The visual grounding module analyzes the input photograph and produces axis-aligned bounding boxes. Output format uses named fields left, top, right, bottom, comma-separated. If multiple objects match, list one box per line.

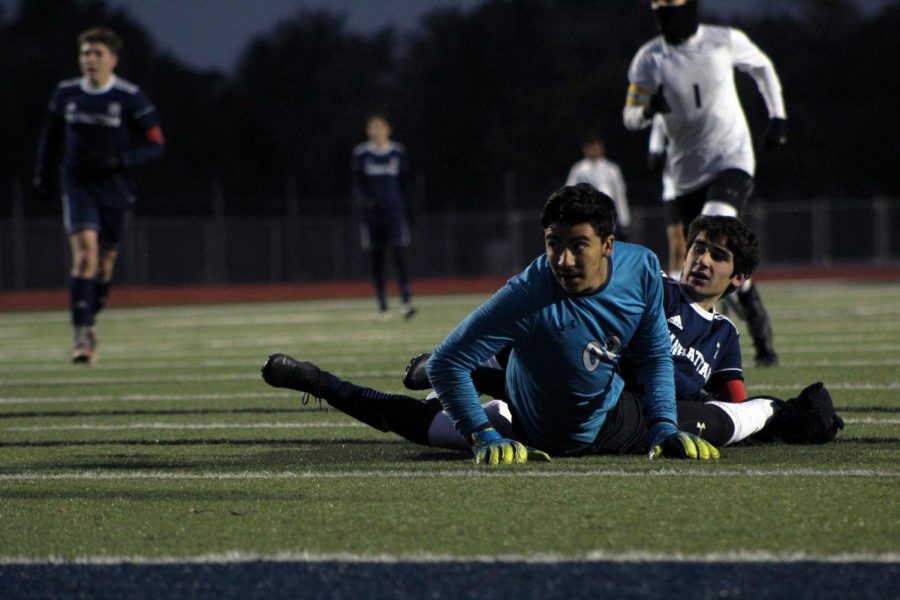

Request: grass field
left=1, top=281, right=898, bottom=596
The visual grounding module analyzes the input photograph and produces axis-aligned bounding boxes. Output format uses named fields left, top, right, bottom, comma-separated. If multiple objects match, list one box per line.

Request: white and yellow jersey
left=623, top=25, right=786, bottom=196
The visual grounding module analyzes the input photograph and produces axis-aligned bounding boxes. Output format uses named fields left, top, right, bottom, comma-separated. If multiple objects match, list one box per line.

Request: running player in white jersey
left=565, top=131, right=631, bottom=241
left=622, top=0, right=787, bottom=367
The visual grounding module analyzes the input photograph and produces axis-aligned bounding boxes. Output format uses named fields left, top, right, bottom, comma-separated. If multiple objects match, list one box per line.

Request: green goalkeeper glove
left=469, top=428, right=551, bottom=465
left=650, top=431, right=720, bottom=460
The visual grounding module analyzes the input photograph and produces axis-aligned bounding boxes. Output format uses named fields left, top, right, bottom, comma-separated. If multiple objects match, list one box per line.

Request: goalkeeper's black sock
left=326, top=379, right=443, bottom=446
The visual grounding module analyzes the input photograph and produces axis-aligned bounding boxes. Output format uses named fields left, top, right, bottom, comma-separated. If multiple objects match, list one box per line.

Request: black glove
left=74, top=152, right=123, bottom=178
left=647, top=151, right=666, bottom=174
left=762, top=117, right=787, bottom=150
left=643, top=85, right=671, bottom=120
left=32, top=172, right=58, bottom=204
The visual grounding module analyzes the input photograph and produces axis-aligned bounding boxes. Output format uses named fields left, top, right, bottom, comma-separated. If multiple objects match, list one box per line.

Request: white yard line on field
left=1, top=468, right=897, bottom=481
left=2, top=421, right=362, bottom=431
left=746, top=382, right=900, bottom=391
left=0, top=370, right=407, bottom=387
left=0, top=392, right=293, bottom=405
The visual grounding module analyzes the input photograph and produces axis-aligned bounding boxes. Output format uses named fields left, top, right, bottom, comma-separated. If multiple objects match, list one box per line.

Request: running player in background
left=565, top=131, right=631, bottom=241
left=622, top=0, right=787, bottom=367
left=351, top=114, right=416, bottom=321
left=33, top=27, right=165, bottom=364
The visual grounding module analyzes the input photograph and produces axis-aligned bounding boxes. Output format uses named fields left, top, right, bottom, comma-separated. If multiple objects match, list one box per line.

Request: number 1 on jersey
left=693, top=84, right=702, bottom=108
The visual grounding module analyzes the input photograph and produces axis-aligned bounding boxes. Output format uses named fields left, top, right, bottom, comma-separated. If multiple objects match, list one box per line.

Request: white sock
left=706, top=398, right=776, bottom=445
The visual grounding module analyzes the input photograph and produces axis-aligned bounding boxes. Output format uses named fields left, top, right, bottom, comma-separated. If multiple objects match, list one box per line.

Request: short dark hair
left=583, top=130, right=605, bottom=146
left=366, top=112, right=390, bottom=126
left=686, top=215, right=759, bottom=291
left=78, top=27, right=123, bottom=55
left=540, top=183, right=617, bottom=239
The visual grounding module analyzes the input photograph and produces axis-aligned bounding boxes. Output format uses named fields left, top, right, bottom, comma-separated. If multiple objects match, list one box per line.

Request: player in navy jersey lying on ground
left=33, top=27, right=165, bottom=363
left=401, top=215, right=843, bottom=448
left=263, top=184, right=720, bottom=464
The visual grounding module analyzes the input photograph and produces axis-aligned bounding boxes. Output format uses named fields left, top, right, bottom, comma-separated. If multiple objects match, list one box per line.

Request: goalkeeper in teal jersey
left=262, top=184, right=716, bottom=463
left=428, top=186, right=675, bottom=456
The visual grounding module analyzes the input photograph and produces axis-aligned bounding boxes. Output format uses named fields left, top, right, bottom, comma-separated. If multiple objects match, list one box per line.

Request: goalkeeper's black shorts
left=585, top=389, right=647, bottom=455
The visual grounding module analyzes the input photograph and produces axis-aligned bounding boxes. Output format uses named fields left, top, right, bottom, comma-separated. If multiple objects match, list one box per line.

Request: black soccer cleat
left=72, top=330, right=96, bottom=364
left=765, top=382, right=844, bottom=444
left=261, top=353, right=328, bottom=399
left=402, top=352, right=432, bottom=390
left=754, top=348, right=779, bottom=368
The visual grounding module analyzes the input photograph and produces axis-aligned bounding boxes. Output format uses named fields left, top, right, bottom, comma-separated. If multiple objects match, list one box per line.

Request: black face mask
left=654, top=1, right=699, bottom=45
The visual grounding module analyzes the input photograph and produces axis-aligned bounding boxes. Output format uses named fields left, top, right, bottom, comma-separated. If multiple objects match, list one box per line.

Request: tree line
left=2, top=0, right=897, bottom=219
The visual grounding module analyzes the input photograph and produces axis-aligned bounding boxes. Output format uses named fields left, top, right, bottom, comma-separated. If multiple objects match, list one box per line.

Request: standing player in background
left=565, top=131, right=631, bottom=241
left=33, top=27, right=165, bottom=364
left=351, top=114, right=416, bottom=321
left=622, top=0, right=787, bottom=367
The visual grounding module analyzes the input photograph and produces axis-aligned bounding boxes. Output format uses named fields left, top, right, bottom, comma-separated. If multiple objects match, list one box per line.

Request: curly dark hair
left=686, top=215, right=759, bottom=285
left=540, top=183, right=617, bottom=239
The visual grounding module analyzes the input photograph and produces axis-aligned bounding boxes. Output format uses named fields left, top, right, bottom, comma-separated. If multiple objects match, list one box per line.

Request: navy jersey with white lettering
left=662, top=275, right=742, bottom=401
left=35, top=76, right=163, bottom=205
left=351, top=141, right=410, bottom=222
left=427, top=242, right=675, bottom=455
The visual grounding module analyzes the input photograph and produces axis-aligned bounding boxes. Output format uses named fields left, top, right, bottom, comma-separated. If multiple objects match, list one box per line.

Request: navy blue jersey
left=35, top=76, right=163, bottom=205
left=428, top=242, right=675, bottom=455
left=351, top=141, right=410, bottom=223
left=662, top=275, right=743, bottom=401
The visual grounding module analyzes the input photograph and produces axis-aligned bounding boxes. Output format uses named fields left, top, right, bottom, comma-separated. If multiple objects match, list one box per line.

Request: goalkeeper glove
left=762, top=117, right=787, bottom=150
left=643, top=85, right=671, bottom=120
left=469, top=427, right=550, bottom=465
left=650, top=431, right=720, bottom=460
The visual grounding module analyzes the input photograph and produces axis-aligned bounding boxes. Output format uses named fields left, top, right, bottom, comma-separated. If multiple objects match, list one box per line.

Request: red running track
left=1, top=267, right=898, bottom=313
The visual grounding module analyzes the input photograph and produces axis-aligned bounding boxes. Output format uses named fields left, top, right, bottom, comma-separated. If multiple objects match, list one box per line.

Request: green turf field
left=1, top=281, right=898, bottom=561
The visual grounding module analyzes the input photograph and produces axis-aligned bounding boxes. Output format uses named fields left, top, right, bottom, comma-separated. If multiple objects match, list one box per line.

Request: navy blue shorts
left=63, top=186, right=134, bottom=249
left=359, top=214, right=410, bottom=251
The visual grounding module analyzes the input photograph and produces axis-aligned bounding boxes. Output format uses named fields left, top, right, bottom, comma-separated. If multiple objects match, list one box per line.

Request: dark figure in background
left=33, top=27, right=165, bottom=363
left=351, top=114, right=416, bottom=321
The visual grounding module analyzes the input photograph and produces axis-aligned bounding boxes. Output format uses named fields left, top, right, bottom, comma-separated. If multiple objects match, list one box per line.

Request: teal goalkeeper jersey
left=428, top=242, right=675, bottom=454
